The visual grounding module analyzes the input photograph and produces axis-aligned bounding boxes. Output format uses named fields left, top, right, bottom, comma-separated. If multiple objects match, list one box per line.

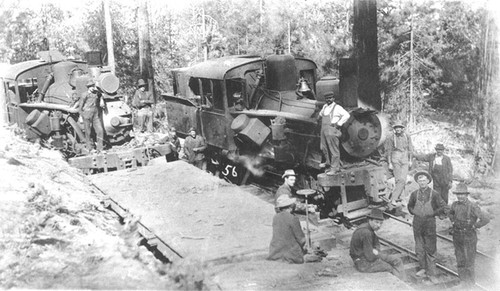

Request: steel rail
left=384, top=211, right=494, bottom=260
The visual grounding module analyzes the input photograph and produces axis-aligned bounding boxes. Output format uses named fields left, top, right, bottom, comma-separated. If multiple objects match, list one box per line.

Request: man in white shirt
left=317, top=91, right=350, bottom=175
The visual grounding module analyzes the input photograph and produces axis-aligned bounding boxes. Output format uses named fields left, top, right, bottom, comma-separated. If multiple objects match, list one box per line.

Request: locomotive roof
left=181, top=55, right=262, bottom=80
left=1, top=59, right=85, bottom=81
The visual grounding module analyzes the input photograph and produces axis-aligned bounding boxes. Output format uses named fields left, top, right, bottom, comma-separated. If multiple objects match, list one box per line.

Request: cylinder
left=98, top=72, right=120, bottom=94
left=265, top=52, right=297, bottom=91
left=270, top=124, right=286, bottom=141
left=315, top=76, right=339, bottom=102
left=231, top=114, right=250, bottom=133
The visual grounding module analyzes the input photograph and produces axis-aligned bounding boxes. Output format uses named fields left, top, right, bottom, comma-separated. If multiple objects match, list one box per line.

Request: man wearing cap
left=184, top=127, right=207, bottom=170
left=267, top=195, right=307, bottom=264
left=407, top=170, right=446, bottom=282
left=349, top=209, right=405, bottom=280
left=132, top=79, right=154, bottom=132
left=449, top=182, right=490, bottom=287
left=79, top=79, right=105, bottom=152
left=414, top=143, right=453, bottom=204
left=317, top=91, right=350, bottom=175
left=275, top=169, right=297, bottom=204
left=385, top=120, right=413, bottom=210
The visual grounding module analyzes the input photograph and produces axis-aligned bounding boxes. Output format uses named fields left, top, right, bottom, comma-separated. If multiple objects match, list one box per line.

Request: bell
left=298, top=78, right=311, bottom=93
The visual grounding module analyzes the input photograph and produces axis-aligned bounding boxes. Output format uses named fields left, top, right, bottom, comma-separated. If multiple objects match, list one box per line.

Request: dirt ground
left=1, top=109, right=499, bottom=290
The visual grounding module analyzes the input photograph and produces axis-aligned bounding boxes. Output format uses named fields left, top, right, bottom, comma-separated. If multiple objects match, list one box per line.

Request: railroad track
left=375, top=212, right=496, bottom=290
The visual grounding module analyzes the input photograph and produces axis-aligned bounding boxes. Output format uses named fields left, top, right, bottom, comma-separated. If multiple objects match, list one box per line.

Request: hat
left=367, top=208, right=385, bottom=221
left=435, top=143, right=445, bottom=150
left=414, top=170, right=432, bottom=183
left=170, top=127, right=177, bottom=132
left=86, top=80, right=95, bottom=87
left=282, top=169, right=297, bottom=179
left=276, top=195, right=296, bottom=208
left=453, top=182, right=469, bottom=195
left=137, top=79, right=147, bottom=87
left=392, top=120, right=405, bottom=128
left=323, top=91, right=336, bottom=99
left=188, top=127, right=196, bottom=132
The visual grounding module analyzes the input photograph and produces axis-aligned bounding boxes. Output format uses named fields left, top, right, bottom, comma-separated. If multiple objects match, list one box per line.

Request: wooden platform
left=89, top=160, right=275, bottom=262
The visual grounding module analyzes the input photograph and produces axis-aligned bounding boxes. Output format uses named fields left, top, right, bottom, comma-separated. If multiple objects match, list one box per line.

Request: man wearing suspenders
left=449, top=182, right=490, bottom=287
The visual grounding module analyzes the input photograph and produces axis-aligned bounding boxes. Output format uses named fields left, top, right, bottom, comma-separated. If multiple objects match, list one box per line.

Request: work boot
left=416, top=269, right=426, bottom=278
left=319, top=163, right=328, bottom=168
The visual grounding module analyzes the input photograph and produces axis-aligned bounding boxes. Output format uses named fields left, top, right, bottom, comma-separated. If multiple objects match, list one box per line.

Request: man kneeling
left=349, top=209, right=406, bottom=280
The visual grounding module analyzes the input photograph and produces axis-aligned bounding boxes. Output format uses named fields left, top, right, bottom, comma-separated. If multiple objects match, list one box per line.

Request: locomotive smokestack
left=352, top=0, right=381, bottom=111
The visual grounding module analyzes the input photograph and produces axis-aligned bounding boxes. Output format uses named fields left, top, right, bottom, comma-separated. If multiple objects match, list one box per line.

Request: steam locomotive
left=162, top=50, right=392, bottom=220
left=1, top=50, right=133, bottom=157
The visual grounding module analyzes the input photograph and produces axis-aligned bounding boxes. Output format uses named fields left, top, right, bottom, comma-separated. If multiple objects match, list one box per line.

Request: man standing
left=350, top=208, right=405, bottom=280
left=267, top=195, right=306, bottom=264
left=79, top=80, right=105, bottom=153
left=414, top=143, right=453, bottom=204
left=132, top=79, right=154, bottom=132
left=317, top=91, right=350, bottom=175
left=385, top=121, right=413, bottom=210
left=449, top=182, right=490, bottom=287
left=183, top=127, right=207, bottom=170
left=407, top=170, right=446, bottom=283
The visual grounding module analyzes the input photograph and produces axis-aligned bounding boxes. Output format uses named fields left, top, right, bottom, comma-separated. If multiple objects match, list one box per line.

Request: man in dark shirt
left=350, top=208, right=405, bottom=280
left=449, top=182, right=490, bottom=287
left=385, top=120, right=413, bottom=210
left=414, top=143, right=453, bottom=204
left=267, top=195, right=306, bottom=264
left=407, top=170, right=446, bottom=283
left=183, top=127, right=207, bottom=170
left=132, top=79, right=154, bottom=132
left=79, top=80, right=105, bottom=153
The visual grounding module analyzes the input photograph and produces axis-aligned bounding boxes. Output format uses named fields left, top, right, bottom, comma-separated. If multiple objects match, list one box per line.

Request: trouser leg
left=422, top=219, right=437, bottom=276
left=146, top=111, right=153, bottom=132
left=83, top=118, right=93, bottom=150
left=413, top=219, right=426, bottom=271
left=392, top=159, right=408, bottom=202
left=355, top=258, right=392, bottom=273
left=92, top=113, right=104, bottom=151
left=320, top=129, right=331, bottom=166
left=434, top=183, right=449, bottom=204
left=379, top=253, right=406, bottom=280
left=137, top=110, right=146, bottom=131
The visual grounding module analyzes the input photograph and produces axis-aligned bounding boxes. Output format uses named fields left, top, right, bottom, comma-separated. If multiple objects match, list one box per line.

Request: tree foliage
left=0, top=0, right=497, bottom=173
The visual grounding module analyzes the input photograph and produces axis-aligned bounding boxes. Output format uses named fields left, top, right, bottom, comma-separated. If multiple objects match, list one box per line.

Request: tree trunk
left=474, top=7, right=499, bottom=175
left=138, top=0, right=156, bottom=103
left=103, top=0, right=115, bottom=75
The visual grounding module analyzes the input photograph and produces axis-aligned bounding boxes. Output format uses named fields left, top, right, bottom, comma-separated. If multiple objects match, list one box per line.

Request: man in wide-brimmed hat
left=407, top=170, right=447, bottom=283
left=385, top=120, right=414, bottom=210
left=349, top=209, right=405, bottom=280
left=132, top=79, right=154, bottom=132
left=414, top=143, right=453, bottom=204
left=79, top=79, right=105, bottom=153
left=449, top=182, right=490, bottom=287
left=267, top=195, right=307, bottom=264
left=317, top=90, right=350, bottom=175
left=183, top=127, right=207, bottom=170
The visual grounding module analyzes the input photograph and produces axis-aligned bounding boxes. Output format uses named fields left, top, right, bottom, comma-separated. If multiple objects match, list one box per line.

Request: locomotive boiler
left=162, top=50, right=391, bottom=220
left=1, top=50, right=133, bottom=157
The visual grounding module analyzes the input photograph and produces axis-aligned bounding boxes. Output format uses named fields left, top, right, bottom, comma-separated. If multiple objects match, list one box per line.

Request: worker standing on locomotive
left=184, top=127, right=207, bottom=170
left=414, top=143, right=453, bottom=204
left=385, top=120, right=413, bottom=212
left=407, top=170, right=446, bottom=283
left=79, top=80, right=105, bottom=153
left=350, top=208, right=406, bottom=280
left=449, top=182, right=490, bottom=287
left=317, top=91, right=350, bottom=175
left=132, top=79, right=154, bottom=133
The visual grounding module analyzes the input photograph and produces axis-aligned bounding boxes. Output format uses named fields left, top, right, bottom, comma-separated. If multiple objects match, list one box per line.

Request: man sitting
left=349, top=209, right=406, bottom=280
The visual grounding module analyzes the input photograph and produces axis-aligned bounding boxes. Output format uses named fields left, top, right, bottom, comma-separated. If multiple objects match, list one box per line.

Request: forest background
left=0, top=0, right=499, bottom=179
